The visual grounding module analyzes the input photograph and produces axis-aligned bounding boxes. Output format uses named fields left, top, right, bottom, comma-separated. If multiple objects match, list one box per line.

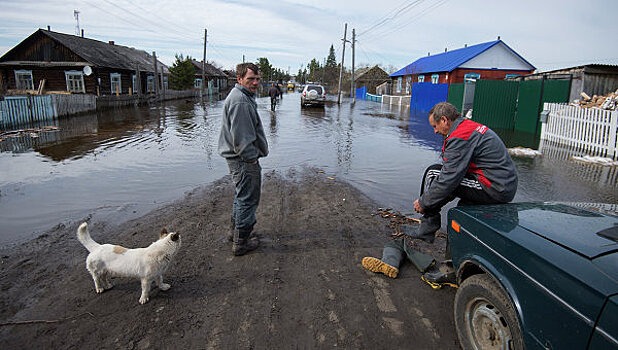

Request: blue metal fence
left=410, top=82, right=449, bottom=114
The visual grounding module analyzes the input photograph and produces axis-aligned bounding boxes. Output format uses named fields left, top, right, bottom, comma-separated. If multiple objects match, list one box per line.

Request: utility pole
left=202, top=29, right=207, bottom=103
left=351, top=28, right=356, bottom=104
left=337, top=23, right=347, bottom=105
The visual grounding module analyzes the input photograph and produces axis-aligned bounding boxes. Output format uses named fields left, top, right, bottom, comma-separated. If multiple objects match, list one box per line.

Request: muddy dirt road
left=0, top=168, right=459, bottom=349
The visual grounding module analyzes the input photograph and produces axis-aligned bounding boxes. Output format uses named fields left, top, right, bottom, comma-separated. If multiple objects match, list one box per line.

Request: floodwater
left=1, top=92, right=617, bottom=246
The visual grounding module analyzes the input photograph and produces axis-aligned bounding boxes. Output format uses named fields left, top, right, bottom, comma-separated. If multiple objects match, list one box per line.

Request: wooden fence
left=540, top=103, right=618, bottom=160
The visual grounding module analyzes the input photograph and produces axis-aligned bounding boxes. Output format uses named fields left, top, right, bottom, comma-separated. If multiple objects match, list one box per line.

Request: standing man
left=218, top=63, right=269, bottom=256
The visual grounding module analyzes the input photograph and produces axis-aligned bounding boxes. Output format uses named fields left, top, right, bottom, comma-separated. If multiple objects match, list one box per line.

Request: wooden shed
left=0, top=28, right=168, bottom=96
left=354, top=65, right=390, bottom=95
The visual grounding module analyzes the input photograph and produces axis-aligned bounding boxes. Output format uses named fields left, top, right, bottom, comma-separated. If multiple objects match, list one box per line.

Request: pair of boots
left=228, top=218, right=259, bottom=256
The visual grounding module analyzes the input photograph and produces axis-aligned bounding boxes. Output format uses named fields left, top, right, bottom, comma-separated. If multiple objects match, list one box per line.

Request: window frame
left=431, top=74, right=440, bottom=84
left=15, top=70, right=34, bottom=90
left=418, top=75, right=425, bottom=83
left=110, top=73, right=122, bottom=94
left=65, top=70, right=85, bottom=93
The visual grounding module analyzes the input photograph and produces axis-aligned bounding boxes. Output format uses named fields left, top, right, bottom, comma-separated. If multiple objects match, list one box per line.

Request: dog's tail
left=77, top=222, right=100, bottom=252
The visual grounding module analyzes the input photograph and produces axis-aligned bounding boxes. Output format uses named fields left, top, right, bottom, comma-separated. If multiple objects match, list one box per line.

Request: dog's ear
left=160, top=228, right=168, bottom=239
left=170, top=232, right=179, bottom=242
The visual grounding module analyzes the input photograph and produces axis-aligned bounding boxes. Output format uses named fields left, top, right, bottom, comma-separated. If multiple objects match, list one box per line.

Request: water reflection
left=0, top=95, right=616, bottom=246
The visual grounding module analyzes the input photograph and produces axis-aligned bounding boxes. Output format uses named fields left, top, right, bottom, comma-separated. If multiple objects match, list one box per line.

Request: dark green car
left=448, top=202, right=618, bottom=349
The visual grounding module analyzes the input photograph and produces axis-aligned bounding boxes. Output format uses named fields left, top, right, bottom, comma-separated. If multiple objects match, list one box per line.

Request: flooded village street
left=1, top=92, right=616, bottom=246
left=1, top=92, right=617, bottom=349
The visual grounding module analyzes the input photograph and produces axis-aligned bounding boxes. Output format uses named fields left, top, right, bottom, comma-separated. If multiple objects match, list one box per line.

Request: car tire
left=454, top=274, right=524, bottom=350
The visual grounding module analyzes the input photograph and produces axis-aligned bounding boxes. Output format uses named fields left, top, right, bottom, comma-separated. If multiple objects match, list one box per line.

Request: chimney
left=47, top=26, right=51, bottom=31
left=81, top=29, right=84, bottom=37
left=445, top=48, right=448, bottom=52
left=497, top=36, right=501, bottom=40
left=109, top=41, right=115, bottom=45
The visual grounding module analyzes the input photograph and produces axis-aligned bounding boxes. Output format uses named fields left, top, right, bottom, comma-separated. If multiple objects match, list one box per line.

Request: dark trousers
left=421, top=163, right=503, bottom=215
left=227, top=159, right=262, bottom=231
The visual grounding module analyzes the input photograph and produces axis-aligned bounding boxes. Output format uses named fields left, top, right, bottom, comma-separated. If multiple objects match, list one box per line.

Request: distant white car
left=300, top=84, right=326, bottom=107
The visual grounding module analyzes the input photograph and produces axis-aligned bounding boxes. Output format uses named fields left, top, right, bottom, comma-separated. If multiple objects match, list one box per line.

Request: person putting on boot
left=218, top=63, right=269, bottom=256
left=363, top=102, right=517, bottom=284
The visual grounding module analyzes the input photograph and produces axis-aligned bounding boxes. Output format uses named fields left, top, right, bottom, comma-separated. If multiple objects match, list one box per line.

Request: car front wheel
left=454, top=274, right=524, bottom=350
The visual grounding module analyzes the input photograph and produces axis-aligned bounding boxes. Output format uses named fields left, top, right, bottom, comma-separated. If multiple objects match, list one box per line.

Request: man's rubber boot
left=421, top=261, right=457, bottom=289
left=232, top=228, right=259, bottom=256
left=361, top=257, right=399, bottom=278
left=401, top=214, right=441, bottom=243
left=227, top=216, right=235, bottom=242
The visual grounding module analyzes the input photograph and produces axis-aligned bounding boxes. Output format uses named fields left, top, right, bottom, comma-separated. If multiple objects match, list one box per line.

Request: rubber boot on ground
left=232, top=228, right=259, bottom=256
left=361, top=245, right=403, bottom=278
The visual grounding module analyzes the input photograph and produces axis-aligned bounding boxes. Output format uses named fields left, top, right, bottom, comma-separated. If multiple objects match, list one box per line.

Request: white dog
left=77, top=222, right=181, bottom=304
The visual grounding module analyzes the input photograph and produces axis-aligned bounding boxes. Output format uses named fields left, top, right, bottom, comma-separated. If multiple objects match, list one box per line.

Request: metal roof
left=390, top=39, right=534, bottom=77
left=1, top=29, right=168, bottom=74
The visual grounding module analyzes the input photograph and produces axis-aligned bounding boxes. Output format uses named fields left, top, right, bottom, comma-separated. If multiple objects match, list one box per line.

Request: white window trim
left=110, top=73, right=122, bottom=94
left=431, top=74, right=439, bottom=84
left=147, top=75, right=155, bottom=93
left=418, top=75, right=425, bottom=83
left=396, top=77, right=402, bottom=93
left=15, top=69, right=34, bottom=90
left=65, top=70, right=85, bottom=93
left=405, top=76, right=412, bottom=94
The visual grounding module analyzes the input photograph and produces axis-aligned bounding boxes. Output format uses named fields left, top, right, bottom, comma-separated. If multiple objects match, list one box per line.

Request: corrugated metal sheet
left=410, top=82, right=448, bottom=113
left=472, top=80, right=519, bottom=129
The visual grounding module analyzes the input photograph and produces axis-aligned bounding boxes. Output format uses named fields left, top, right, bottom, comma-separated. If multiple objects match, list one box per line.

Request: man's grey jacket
left=218, top=84, right=269, bottom=162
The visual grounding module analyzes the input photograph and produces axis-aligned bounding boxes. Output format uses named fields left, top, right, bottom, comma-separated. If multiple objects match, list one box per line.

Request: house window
left=505, top=74, right=520, bottom=79
left=195, top=78, right=203, bottom=89
left=15, top=70, right=34, bottom=90
left=110, top=73, right=122, bottom=94
left=464, top=73, right=480, bottom=82
left=418, top=75, right=425, bottom=83
left=431, top=74, right=439, bottom=84
left=147, top=75, right=155, bottom=93
left=396, top=77, right=402, bottom=93
left=405, top=76, right=411, bottom=94
left=132, top=74, right=138, bottom=93
left=162, top=76, right=168, bottom=90
left=65, top=71, right=85, bottom=93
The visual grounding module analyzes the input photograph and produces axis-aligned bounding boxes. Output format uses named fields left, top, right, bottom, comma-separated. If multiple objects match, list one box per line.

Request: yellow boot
left=361, top=257, right=399, bottom=278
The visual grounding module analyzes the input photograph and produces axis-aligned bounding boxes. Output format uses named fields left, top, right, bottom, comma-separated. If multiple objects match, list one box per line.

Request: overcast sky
left=1, top=0, right=617, bottom=74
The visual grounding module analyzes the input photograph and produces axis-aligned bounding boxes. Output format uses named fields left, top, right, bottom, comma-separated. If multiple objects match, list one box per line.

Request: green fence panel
left=514, top=80, right=543, bottom=133
left=515, top=79, right=570, bottom=134
left=472, top=80, right=519, bottom=129
left=448, top=83, right=464, bottom=113
left=542, top=79, right=571, bottom=103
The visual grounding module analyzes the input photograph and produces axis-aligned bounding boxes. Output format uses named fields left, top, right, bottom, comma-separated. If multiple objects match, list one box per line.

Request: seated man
left=363, top=102, right=518, bottom=284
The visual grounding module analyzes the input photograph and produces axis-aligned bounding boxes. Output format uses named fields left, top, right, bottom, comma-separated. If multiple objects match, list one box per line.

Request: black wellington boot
left=232, top=228, right=259, bottom=256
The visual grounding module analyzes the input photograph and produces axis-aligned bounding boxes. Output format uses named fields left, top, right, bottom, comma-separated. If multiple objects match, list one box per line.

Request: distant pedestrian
left=218, top=63, right=269, bottom=256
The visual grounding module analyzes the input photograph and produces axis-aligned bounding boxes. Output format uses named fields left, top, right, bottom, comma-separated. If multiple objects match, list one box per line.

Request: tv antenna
left=74, top=10, right=80, bottom=36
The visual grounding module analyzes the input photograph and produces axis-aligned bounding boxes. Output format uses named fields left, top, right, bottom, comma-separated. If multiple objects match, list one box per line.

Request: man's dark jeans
left=227, top=159, right=262, bottom=231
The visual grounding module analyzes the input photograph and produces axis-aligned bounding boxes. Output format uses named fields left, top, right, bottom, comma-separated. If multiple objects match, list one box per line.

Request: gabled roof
left=0, top=29, right=167, bottom=73
left=355, top=65, right=389, bottom=81
left=390, top=39, right=535, bottom=77
left=190, top=60, right=227, bottom=78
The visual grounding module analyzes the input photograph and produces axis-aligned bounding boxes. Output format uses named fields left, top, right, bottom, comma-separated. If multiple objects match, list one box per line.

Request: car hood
left=457, top=203, right=618, bottom=277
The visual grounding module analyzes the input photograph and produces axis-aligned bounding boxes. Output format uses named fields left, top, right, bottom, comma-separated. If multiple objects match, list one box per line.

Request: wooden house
left=354, top=65, right=390, bottom=95
left=0, top=28, right=168, bottom=96
left=390, top=39, right=535, bottom=95
left=190, top=60, right=229, bottom=93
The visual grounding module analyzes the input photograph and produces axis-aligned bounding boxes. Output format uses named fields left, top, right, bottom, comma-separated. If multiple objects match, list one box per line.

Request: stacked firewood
left=574, top=90, right=618, bottom=110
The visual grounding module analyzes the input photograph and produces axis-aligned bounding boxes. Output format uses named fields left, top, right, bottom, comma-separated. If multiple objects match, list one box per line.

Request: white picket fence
left=540, top=103, right=618, bottom=160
